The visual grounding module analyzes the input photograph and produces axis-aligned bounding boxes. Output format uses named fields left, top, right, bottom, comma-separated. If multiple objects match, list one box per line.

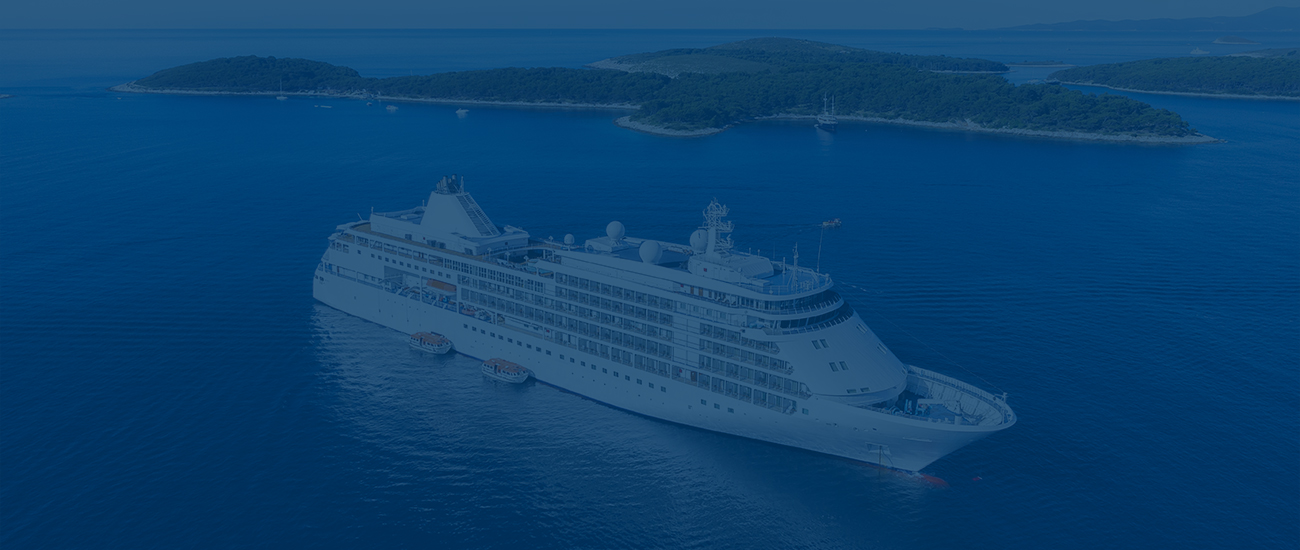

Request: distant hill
left=1050, top=55, right=1300, bottom=97
left=1007, top=6, right=1300, bottom=32
left=586, top=38, right=1008, bottom=77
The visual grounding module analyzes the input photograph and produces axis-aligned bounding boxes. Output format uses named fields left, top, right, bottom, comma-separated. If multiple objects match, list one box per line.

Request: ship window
left=802, top=408, right=809, bottom=414
left=581, top=361, right=586, bottom=366
left=507, top=338, right=512, bottom=343
left=700, top=399, right=707, bottom=405
left=830, top=362, right=838, bottom=372
left=463, top=324, right=468, bottom=328
left=714, top=404, right=720, bottom=409
left=839, top=361, right=848, bottom=371
left=728, top=408, right=734, bottom=413
left=812, top=340, right=821, bottom=349
left=546, top=351, right=551, bottom=355
left=517, top=341, right=522, bottom=346
left=860, top=387, right=870, bottom=392
left=649, top=383, right=655, bottom=388
left=490, top=332, right=495, bottom=337
left=602, top=368, right=607, bottom=373
left=848, top=389, right=857, bottom=394
left=625, top=375, right=630, bottom=381
left=878, top=344, right=888, bottom=355
left=637, top=379, right=642, bottom=384
left=820, top=339, right=829, bottom=348
left=661, top=386, right=666, bottom=392
left=527, top=344, right=532, bottom=349
left=499, top=336, right=503, bottom=340
left=591, top=365, right=596, bottom=370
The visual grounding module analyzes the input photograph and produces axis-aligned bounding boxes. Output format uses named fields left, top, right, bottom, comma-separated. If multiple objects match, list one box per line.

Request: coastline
left=756, top=114, right=1221, bottom=144
left=1059, top=81, right=1300, bottom=102
left=108, top=82, right=641, bottom=111
left=614, top=116, right=725, bottom=137
left=110, top=81, right=1219, bottom=143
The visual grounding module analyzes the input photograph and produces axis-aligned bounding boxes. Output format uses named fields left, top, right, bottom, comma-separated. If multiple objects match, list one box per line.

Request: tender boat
left=482, top=358, right=531, bottom=383
left=409, top=331, right=453, bottom=354
left=822, top=218, right=842, bottom=229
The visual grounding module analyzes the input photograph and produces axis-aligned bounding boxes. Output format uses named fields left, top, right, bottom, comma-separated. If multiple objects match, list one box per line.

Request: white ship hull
left=313, top=266, right=1011, bottom=472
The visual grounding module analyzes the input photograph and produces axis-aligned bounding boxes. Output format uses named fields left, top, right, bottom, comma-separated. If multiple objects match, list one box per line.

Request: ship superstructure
left=313, top=175, right=1015, bottom=472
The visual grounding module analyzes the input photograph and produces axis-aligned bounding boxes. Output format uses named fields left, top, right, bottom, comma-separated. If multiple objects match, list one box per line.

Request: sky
left=3, top=0, right=1297, bottom=30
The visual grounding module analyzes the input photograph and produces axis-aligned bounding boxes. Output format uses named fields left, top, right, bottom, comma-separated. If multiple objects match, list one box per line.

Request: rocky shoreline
left=756, top=114, right=1221, bottom=144
left=613, top=116, right=726, bottom=137
left=108, top=82, right=640, bottom=110
left=1059, top=81, right=1300, bottom=102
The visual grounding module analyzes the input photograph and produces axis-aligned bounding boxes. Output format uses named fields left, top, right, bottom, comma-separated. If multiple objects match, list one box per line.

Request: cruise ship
left=312, top=175, right=1016, bottom=472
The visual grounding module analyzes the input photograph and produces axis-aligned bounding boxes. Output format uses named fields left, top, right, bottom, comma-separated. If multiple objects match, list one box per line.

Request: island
left=113, top=37, right=1215, bottom=143
left=1049, top=54, right=1300, bottom=100
left=1006, top=6, right=1300, bottom=32
left=1213, top=36, right=1260, bottom=45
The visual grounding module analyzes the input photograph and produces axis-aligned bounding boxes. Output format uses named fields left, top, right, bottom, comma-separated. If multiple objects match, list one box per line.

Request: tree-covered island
left=115, top=38, right=1213, bottom=142
left=1050, top=52, right=1300, bottom=99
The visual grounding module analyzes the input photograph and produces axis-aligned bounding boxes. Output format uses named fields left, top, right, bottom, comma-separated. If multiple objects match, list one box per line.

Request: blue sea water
left=1, top=30, right=1297, bottom=549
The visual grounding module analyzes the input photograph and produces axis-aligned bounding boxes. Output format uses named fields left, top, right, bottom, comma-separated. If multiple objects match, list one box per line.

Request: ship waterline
left=312, top=175, right=1015, bottom=472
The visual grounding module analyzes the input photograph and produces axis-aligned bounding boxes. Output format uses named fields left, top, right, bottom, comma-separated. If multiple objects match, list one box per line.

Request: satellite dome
left=639, top=240, right=662, bottom=264
left=690, top=229, right=708, bottom=253
left=606, top=221, right=626, bottom=242
left=563, top=234, right=575, bottom=245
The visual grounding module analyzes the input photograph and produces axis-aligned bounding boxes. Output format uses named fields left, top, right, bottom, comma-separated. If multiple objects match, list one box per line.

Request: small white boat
left=386, top=105, right=399, bottom=112
left=410, top=332, right=453, bottom=354
left=456, top=108, right=469, bottom=115
left=482, top=358, right=530, bottom=383
left=276, top=96, right=287, bottom=101
left=821, top=218, right=842, bottom=229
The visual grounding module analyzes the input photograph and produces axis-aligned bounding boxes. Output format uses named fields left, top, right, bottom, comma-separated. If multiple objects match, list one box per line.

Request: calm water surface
left=1, top=30, right=1297, bottom=549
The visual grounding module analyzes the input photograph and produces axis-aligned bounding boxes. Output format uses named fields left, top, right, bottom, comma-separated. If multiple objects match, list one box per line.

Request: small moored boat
left=409, top=332, right=453, bottom=354
left=482, top=358, right=530, bottom=383
left=821, top=218, right=842, bottom=229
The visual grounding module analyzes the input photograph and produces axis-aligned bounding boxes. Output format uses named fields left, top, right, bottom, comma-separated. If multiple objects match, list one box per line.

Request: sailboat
left=276, top=78, right=288, bottom=101
left=816, top=94, right=838, bottom=132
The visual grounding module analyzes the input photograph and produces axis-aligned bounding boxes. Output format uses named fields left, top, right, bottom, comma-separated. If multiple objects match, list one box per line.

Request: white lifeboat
left=482, top=358, right=531, bottom=383
left=409, top=332, right=453, bottom=354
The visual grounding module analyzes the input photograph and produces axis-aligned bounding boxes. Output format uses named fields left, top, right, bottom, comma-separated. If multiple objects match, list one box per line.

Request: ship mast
left=702, top=199, right=734, bottom=257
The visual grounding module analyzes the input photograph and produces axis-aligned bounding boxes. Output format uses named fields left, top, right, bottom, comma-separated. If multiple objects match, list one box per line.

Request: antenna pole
left=816, top=226, right=824, bottom=273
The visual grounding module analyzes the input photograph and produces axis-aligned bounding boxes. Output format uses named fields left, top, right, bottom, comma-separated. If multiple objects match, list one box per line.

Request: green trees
left=1050, top=57, right=1300, bottom=97
left=132, top=47, right=1197, bottom=137
left=136, top=56, right=368, bottom=92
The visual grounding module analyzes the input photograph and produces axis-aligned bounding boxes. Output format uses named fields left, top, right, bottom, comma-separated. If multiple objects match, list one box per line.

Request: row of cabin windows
left=699, top=323, right=780, bottom=354
left=555, top=273, right=674, bottom=311
left=777, top=304, right=853, bottom=330
left=375, top=253, right=451, bottom=278
left=462, top=290, right=675, bottom=358
left=697, top=355, right=810, bottom=398
left=553, top=287, right=675, bottom=327
left=444, top=259, right=546, bottom=293
left=465, top=287, right=673, bottom=343
left=698, top=339, right=791, bottom=374
left=675, top=368, right=798, bottom=414
left=460, top=322, right=670, bottom=394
